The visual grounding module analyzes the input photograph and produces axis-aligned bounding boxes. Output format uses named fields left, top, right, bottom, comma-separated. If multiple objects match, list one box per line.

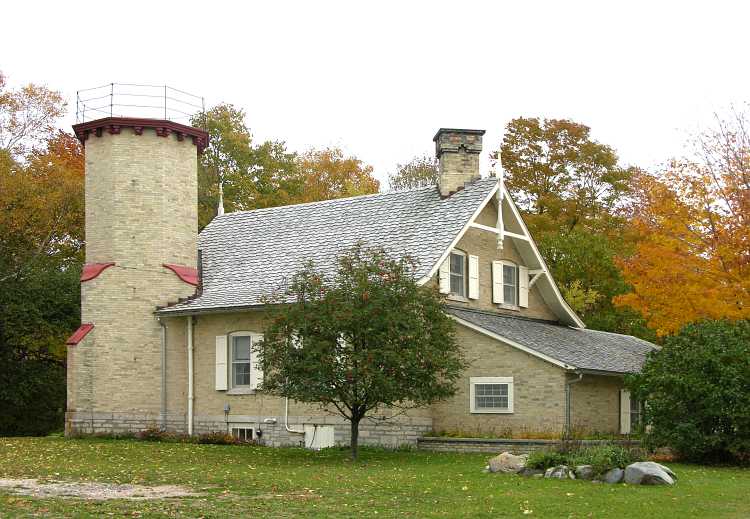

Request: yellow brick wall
left=432, top=203, right=559, bottom=322
left=569, top=374, right=623, bottom=434
left=431, top=324, right=567, bottom=436
left=67, top=127, right=199, bottom=419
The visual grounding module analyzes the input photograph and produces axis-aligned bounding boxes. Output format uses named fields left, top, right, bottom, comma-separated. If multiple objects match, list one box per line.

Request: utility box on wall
left=304, top=425, right=335, bottom=450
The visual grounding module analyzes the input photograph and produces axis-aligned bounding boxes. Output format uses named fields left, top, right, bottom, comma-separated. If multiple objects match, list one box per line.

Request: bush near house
left=627, top=320, right=750, bottom=465
left=526, top=444, right=644, bottom=476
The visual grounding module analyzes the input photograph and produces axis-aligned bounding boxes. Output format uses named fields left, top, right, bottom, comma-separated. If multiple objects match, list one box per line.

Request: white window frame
left=230, top=332, right=253, bottom=388
left=230, top=426, right=254, bottom=442
left=502, top=261, right=518, bottom=307
left=449, top=250, right=467, bottom=298
left=470, top=376, right=514, bottom=414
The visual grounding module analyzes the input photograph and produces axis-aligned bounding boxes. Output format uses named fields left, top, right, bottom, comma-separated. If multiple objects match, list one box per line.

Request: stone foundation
left=65, top=411, right=432, bottom=448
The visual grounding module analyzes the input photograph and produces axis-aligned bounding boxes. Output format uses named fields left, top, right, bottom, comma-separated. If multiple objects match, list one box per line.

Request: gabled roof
left=447, top=307, right=657, bottom=374
left=159, top=178, right=499, bottom=314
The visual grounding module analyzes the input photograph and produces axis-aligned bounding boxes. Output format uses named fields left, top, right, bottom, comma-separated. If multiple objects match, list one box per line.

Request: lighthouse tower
left=66, top=117, right=207, bottom=433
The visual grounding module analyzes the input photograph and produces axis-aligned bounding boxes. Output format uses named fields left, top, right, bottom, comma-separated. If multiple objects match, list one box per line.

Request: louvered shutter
left=438, top=257, right=451, bottom=294
left=492, top=261, right=504, bottom=304
left=468, top=255, right=479, bottom=299
left=215, top=335, right=228, bottom=391
left=518, top=265, right=529, bottom=308
left=251, top=334, right=264, bottom=390
left=620, top=389, right=631, bottom=434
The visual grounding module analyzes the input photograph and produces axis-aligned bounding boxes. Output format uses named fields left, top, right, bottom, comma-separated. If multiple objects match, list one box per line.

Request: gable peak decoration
left=433, top=128, right=485, bottom=197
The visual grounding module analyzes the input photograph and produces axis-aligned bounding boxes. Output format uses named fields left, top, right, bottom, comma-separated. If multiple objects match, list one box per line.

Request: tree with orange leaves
left=296, top=147, right=379, bottom=204
left=615, top=108, right=750, bottom=336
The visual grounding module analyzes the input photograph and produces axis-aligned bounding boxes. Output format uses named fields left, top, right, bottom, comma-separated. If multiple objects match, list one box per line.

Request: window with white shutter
left=519, top=265, right=529, bottom=308
left=468, top=255, right=479, bottom=300
left=620, top=389, right=632, bottom=434
left=492, top=261, right=504, bottom=304
left=215, top=335, right=228, bottom=391
left=438, top=256, right=451, bottom=294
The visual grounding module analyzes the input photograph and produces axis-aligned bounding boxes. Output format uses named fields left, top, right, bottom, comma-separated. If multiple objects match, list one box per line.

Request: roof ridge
left=210, top=177, right=499, bottom=220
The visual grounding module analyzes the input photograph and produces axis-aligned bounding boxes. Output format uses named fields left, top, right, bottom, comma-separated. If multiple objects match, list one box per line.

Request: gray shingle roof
left=447, top=307, right=656, bottom=374
left=159, top=178, right=499, bottom=314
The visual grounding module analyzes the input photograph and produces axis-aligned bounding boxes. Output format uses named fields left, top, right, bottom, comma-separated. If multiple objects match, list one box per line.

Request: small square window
left=231, top=427, right=254, bottom=442
left=470, top=377, right=514, bottom=413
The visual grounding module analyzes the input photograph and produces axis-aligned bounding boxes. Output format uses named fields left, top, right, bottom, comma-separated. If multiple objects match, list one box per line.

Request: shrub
left=526, top=449, right=568, bottom=470
left=628, top=320, right=750, bottom=465
left=569, top=444, right=643, bottom=476
left=196, top=432, right=244, bottom=445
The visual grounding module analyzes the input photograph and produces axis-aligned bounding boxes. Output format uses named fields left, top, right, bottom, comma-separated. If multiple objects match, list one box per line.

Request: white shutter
left=468, top=255, right=479, bottom=299
left=519, top=265, right=529, bottom=308
left=438, top=257, right=451, bottom=294
left=492, top=261, right=504, bottom=304
left=620, top=389, right=631, bottom=434
left=250, top=334, right=264, bottom=390
left=215, top=335, right=228, bottom=391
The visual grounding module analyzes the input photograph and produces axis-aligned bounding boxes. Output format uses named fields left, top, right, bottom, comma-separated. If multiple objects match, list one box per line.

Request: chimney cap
left=432, top=128, right=486, bottom=142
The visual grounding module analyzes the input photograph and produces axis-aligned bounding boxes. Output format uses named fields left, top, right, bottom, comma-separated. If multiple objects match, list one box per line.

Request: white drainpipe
left=159, top=317, right=167, bottom=431
left=187, top=315, right=194, bottom=436
left=284, top=396, right=304, bottom=434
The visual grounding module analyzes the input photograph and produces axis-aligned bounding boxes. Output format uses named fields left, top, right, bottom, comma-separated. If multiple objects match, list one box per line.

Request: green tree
left=388, top=154, right=438, bottom=191
left=192, top=104, right=300, bottom=228
left=497, top=117, right=631, bottom=235
left=258, top=244, right=466, bottom=460
left=627, top=320, right=750, bottom=464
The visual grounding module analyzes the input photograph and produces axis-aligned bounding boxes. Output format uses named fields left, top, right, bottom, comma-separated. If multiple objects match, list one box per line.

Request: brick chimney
left=433, top=128, right=485, bottom=197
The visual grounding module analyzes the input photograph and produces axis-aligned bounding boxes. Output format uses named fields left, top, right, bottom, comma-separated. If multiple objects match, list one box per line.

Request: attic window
left=503, top=263, right=518, bottom=306
left=449, top=251, right=466, bottom=297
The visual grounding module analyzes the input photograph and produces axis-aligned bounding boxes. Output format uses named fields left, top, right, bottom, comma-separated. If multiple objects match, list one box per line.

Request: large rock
left=624, top=462, right=676, bottom=485
left=487, top=452, right=528, bottom=474
left=544, top=465, right=575, bottom=479
left=575, top=465, right=595, bottom=480
left=602, top=468, right=624, bottom=484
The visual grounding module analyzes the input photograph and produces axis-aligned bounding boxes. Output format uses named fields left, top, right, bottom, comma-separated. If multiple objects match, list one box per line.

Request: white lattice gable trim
left=421, top=179, right=585, bottom=328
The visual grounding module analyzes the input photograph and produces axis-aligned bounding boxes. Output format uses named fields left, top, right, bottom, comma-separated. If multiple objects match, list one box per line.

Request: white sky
left=3, top=1, right=748, bottom=186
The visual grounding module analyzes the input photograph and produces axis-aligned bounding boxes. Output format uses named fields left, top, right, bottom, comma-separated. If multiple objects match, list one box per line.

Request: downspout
left=284, top=397, right=305, bottom=435
left=564, top=372, right=584, bottom=438
left=187, top=315, right=194, bottom=436
left=159, top=317, right=167, bottom=431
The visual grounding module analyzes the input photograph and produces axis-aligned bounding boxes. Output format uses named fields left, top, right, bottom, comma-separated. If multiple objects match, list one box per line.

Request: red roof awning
left=163, top=264, right=199, bottom=286
left=66, top=323, right=95, bottom=345
left=81, top=262, right=115, bottom=282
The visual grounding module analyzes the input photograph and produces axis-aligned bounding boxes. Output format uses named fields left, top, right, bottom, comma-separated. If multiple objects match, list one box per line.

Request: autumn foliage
left=616, top=111, right=750, bottom=336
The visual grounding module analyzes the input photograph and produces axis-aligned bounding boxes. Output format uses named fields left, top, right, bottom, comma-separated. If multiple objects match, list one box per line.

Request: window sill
left=447, top=295, right=470, bottom=303
left=226, top=388, right=258, bottom=395
left=470, top=409, right=514, bottom=414
left=497, top=304, right=521, bottom=312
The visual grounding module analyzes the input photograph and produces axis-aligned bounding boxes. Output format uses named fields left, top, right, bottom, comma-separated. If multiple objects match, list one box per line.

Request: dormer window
left=449, top=251, right=466, bottom=297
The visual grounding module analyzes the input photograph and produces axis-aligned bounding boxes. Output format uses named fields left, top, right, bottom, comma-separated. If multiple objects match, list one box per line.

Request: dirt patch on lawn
left=0, top=478, right=198, bottom=500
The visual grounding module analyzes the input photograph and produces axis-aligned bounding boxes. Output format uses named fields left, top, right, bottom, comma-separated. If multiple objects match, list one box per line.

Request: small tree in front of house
left=258, top=244, right=465, bottom=460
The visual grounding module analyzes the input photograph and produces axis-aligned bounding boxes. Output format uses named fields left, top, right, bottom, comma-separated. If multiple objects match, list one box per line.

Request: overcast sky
left=3, top=1, right=748, bottom=186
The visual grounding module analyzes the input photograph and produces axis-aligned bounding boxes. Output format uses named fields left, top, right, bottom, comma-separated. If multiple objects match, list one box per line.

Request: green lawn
left=0, top=437, right=748, bottom=518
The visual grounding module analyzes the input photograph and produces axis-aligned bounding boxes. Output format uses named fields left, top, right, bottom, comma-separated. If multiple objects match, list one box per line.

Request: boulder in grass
left=624, top=462, right=676, bottom=485
left=544, top=465, right=575, bottom=479
left=487, top=452, right=528, bottom=474
left=602, top=468, right=624, bottom=484
left=574, top=465, right=595, bottom=480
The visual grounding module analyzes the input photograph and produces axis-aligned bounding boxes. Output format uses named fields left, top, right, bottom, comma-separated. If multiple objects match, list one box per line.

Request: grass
left=0, top=437, right=749, bottom=518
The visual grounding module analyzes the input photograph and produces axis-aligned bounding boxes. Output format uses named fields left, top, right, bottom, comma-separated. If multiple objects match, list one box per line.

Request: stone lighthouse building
left=65, top=114, right=654, bottom=445
left=66, top=118, right=207, bottom=433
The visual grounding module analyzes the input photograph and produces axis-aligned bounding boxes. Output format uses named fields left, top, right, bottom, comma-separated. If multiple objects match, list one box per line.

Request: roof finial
left=217, top=174, right=225, bottom=216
